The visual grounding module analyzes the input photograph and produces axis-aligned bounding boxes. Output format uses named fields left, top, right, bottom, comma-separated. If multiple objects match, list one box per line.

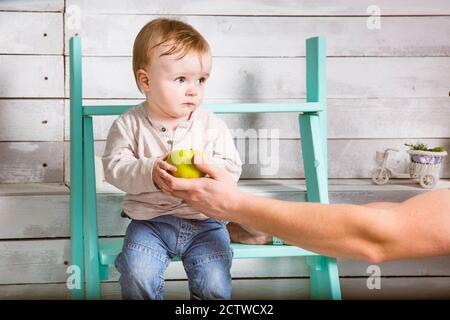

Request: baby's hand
left=152, top=151, right=177, bottom=194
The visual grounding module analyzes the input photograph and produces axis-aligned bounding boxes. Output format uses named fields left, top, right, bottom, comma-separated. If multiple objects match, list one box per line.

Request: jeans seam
left=184, top=250, right=233, bottom=272
left=154, top=259, right=169, bottom=299
left=126, top=241, right=169, bottom=264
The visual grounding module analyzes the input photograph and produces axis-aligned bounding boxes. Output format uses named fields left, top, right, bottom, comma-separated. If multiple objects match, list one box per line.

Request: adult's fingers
left=156, top=176, right=173, bottom=193
left=192, top=154, right=227, bottom=181
left=171, top=190, right=192, bottom=201
left=169, top=176, right=195, bottom=191
left=158, top=168, right=175, bottom=185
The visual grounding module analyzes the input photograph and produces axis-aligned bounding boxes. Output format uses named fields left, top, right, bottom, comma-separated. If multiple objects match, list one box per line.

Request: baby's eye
left=174, top=77, right=185, bottom=84
left=198, top=77, right=206, bottom=84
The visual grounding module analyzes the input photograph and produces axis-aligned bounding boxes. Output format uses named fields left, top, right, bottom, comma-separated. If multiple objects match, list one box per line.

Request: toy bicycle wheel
left=371, top=168, right=389, bottom=185
left=419, top=174, right=438, bottom=189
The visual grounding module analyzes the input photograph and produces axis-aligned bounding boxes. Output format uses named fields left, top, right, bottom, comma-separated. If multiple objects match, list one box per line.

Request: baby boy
left=102, top=18, right=242, bottom=300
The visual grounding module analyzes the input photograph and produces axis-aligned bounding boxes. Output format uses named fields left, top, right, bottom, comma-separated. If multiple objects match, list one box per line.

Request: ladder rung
left=82, top=102, right=324, bottom=116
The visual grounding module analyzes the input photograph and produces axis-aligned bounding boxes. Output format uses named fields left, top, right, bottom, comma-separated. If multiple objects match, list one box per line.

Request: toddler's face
left=145, top=46, right=212, bottom=120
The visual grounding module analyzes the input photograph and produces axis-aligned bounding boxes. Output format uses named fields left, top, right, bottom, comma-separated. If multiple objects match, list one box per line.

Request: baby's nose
left=186, top=87, right=198, bottom=96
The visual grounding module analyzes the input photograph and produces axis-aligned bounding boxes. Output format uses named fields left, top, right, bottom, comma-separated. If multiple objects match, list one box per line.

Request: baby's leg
left=115, top=218, right=173, bottom=300
left=182, top=219, right=233, bottom=300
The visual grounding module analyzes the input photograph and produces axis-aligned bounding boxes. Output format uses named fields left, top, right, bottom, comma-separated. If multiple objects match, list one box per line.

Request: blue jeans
left=115, top=215, right=233, bottom=300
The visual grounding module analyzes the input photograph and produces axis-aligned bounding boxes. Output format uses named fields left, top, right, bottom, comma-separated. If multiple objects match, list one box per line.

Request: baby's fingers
left=159, top=160, right=177, bottom=173
left=159, top=182, right=172, bottom=195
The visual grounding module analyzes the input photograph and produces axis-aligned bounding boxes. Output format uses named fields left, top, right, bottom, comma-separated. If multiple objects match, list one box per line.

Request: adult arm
left=168, top=156, right=450, bottom=262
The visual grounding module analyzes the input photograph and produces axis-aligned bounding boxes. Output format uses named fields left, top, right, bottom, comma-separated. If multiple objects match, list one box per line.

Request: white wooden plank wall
left=0, top=1, right=449, bottom=182
left=0, top=0, right=449, bottom=299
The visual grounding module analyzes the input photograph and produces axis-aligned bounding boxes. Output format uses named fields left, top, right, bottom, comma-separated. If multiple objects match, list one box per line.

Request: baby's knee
left=188, top=260, right=232, bottom=299
left=193, top=273, right=232, bottom=299
left=116, top=251, right=166, bottom=300
left=115, top=246, right=169, bottom=294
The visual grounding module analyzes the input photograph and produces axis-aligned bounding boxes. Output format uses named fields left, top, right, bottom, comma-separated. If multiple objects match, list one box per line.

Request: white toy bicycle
left=372, top=147, right=447, bottom=189
left=372, top=148, right=409, bottom=185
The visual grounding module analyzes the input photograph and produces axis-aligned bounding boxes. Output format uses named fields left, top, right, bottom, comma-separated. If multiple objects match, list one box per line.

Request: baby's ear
left=137, top=69, right=150, bottom=91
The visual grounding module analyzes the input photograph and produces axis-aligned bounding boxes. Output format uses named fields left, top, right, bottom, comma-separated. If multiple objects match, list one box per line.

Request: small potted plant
left=405, top=142, right=447, bottom=189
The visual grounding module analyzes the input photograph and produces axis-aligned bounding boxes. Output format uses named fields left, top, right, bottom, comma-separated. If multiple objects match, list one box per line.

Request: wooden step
left=99, top=238, right=317, bottom=267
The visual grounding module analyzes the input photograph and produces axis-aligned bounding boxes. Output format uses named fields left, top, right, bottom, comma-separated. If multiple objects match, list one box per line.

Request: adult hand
left=167, top=154, right=243, bottom=220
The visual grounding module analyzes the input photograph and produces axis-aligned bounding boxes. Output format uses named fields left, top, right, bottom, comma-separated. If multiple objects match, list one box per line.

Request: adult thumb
left=192, top=154, right=224, bottom=180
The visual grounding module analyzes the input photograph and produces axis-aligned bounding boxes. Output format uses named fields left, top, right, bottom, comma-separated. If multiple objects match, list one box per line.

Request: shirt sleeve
left=102, top=118, right=159, bottom=195
left=209, top=118, right=243, bottom=183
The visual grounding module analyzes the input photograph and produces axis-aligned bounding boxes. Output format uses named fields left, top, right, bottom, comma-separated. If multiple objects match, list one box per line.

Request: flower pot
left=407, top=150, right=447, bottom=164
left=407, top=150, right=447, bottom=188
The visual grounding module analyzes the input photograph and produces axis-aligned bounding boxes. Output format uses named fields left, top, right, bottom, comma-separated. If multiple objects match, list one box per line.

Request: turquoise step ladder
left=69, top=35, right=341, bottom=300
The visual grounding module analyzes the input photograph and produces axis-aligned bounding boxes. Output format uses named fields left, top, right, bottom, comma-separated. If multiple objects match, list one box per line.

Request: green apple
left=166, top=149, right=207, bottom=179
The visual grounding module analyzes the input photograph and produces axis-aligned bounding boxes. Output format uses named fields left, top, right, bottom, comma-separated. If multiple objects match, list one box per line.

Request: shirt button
left=167, top=140, right=172, bottom=145
left=161, top=127, right=166, bottom=132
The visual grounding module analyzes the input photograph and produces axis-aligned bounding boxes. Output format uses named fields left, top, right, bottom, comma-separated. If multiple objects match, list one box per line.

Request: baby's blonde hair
left=132, top=18, right=210, bottom=91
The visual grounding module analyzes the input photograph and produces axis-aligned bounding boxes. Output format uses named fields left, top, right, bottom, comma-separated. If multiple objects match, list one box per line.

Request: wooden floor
left=1, top=179, right=450, bottom=299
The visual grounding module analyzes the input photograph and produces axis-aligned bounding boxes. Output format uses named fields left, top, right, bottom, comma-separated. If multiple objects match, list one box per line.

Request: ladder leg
left=299, top=113, right=341, bottom=300
left=69, top=35, right=85, bottom=300
left=307, top=256, right=342, bottom=300
left=83, top=116, right=102, bottom=299
left=299, top=113, right=329, bottom=203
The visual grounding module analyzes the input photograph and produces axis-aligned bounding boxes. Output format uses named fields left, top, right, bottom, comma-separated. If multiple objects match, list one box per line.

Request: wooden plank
left=0, top=182, right=67, bottom=196
left=0, top=239, right=70, bottom=285
left=101, top=255, right=450, bottom=282
left=0, top=12, right=62, bottom=54
left=0, top=100, right=64, bottom=141
left=322, top=139, right=450, bottom=180
left=0, top=0, right=64, bottom=12
left=0, top=194, right=73, bottom=239
left=233, top=138, right=450, bottom=179
left=0, top=194, right=127, bottom=239
left=0, top=142, right=63, bottom=183
left=1, top=179, right=445, bottom=197
left=326, top=98, right=450, bottom=139
left=63, top=98, right=450, bottom=141
left=63, top=99, right=143, bottom=142
left=0, top=239, right=308, bottom=284
left=0, top=56, right=63, bottom=98
left=2, top=137, right=448, bottom=183
left=0, top=280, right=308, bottom=300
left=63, top=138, right=450, bottom=182
left=105, top=278, right=310, bottom=299
left=338, top=256, right=450, bottom=278
left=65, top=0, right=450, bottom=16
left=1, top=277, right=450, bottom=300
left=341, top=277, right=450, bottom=300
left=63, top=56, right=450, bottom=99
left=64, top=15, right=450, bottom=57
left=1, top=238, right=450, bottom=285
left=5, top=180, right=450, bottom=239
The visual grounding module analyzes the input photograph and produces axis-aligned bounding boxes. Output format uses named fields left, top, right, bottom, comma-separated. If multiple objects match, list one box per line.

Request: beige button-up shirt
left=102, top=102, right=242, bottom=221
